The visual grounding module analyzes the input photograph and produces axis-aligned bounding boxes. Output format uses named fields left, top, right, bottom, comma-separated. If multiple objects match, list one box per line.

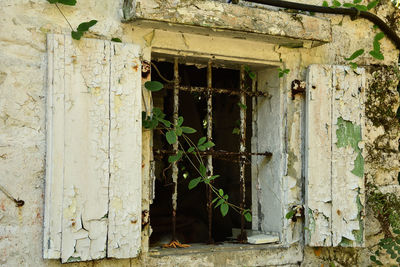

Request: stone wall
left=0, top=0, right=399, bottom=266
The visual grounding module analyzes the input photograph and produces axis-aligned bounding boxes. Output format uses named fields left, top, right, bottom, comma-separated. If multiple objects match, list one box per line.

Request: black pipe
left=244, top=0, right=400, bottom=49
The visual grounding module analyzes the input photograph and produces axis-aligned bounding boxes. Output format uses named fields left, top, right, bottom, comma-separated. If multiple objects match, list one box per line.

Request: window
left=147, top=55, right=283, bottom=246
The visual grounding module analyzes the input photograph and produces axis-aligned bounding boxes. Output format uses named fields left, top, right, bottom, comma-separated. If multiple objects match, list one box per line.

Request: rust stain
left=130, top=219, right=137, bottom=224
left=314, top=247, right=322, bottom=257
left=132, top=64, right=138, bottom=72
left=0, top=201, right=5, bottom=211
left=71, top=219, right=76, bottom=227
left=337, top=209, right=341, bottom=216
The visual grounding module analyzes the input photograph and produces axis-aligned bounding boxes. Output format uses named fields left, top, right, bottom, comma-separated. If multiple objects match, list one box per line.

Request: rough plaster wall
left=0, top=0, right=399, bottom=266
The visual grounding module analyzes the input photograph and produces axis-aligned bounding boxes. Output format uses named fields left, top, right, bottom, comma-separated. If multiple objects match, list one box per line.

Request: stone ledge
left=124, top=0, right=332, bottom=47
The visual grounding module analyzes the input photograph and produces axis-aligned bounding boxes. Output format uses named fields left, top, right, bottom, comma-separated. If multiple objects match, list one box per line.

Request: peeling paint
left=336, top=117, right=364, bottom=178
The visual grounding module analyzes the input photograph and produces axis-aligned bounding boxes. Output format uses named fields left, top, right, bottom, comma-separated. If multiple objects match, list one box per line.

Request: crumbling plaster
left=0, top=0, right=400, bottom=266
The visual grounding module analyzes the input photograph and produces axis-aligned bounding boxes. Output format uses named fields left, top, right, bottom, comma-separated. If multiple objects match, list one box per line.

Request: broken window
left=148, top=57, right=277, bottom=246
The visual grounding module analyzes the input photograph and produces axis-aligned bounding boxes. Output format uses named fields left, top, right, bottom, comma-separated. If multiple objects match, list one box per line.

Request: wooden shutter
left=43, top=34, right=142, bottom=262
left=305, top=65, right=366, bottom=247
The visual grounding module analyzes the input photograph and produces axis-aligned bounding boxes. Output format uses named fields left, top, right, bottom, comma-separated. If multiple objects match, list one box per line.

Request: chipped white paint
left=108, top=41, right=142, bottom=258
left=305, top=65, right=365, bottom=247
left=44, top=34, right=142, bottom=262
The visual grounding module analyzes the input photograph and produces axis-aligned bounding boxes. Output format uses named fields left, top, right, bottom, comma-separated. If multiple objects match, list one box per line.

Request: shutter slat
left=108, top=42, right=142, bottom=258
left=305, top=65, right=365, bottom=247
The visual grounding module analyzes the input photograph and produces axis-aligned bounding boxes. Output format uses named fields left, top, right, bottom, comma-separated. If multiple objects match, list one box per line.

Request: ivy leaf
left=168, top=151, right=183, bottom=163
left=187, top=147, right=195, bottom=153
left=322, top=1, right=329, bottom=7
left=77, top=20, right=98, bottom=32
left=165, top=130, right=177, bottom=144
left=344, top=49, right=364, bottom=61
left=71, top=31, right=83, bottom=40
left=203, top=141, right=215, bottom=149
left=353, top=0, right=362, bottom=3
left=237, top=102, right=247, bottom=110
left=111, top=38, right=122, bottom=42
left=198, top=136, right=207, bottom=146
left=214, top=198, right=224, bottom=208
left=285, top=210, right=295, bottom=219
left=244, top=211, right=252, bottom=222
left=188, top=177, right=201, bottom=190
left=367, top=0, right=378, bottom=10
left=332, top=0, right=341, bottom=7
left=58, top=0, right=77, bottom=5
left=175, top=127, right=183, bottom=136
left=343, top=3, right=355, bottom=7
left=373, top=40, right=381, bottom=53
left=232, top=128, right=240, bottom=135
left=207, top=175, right=220, bottom=182
left=144, top=81, right=164, bottom=92
left=374, top=32, right=385, bottom=42
left=199, top=164, right=206, bottom=177
left=158, top=118, right=171, bottom=128
left=355, top=5, right=368, bottom=11
left=220, top=203, right=229, bottom=217
left=47, top=0, right=59, bottom=3
left=181, top=126, right=196, bottom=134
left=219, top=189, right=224, bottom=196
left=349, top=62, right=358, bottom=70
left=212, top=197, right=219, bottom=204
left=369, top=50, right=384, bottom=60
left=177, top=116, right=184, bottom=127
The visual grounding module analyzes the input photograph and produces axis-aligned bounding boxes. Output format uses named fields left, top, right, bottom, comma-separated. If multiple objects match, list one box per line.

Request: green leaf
left=322, top=1, right=329, bottom=7
left=394, top=229, right=400, bottom=235
left=166, top=130, right=177, bottom=144
left=77, top=20, right=98, bottom=32
left=158, top=118, right=171, bottom=128
left=232, top=128, right=240, bottom=135
left=47, top=0, right=59, bottom=3
left=71, top=31, right=83, bottom=40
left=214, top=198, right=224, bottom=208
left=353, top=0, right=362, bottom=3
left=355, top=4, right=368, bottom=11
left=183, top=172, right=189, bottom=179
left=168, top=151, right=183, bottom=163
left=203, top=141, right=215, bottom=149
left=199, top=164, right=206, bottom=177
left=212, top=197, right=219, bottom=204
left=144, top=81, right=164, bottom=92
left=332, top=0, right=341, bottom=7
left=367, top=0, right=378, bottom=10
left=329, top=262, right=335, bottom=267
left=237, top=102, right=247, bottom=110
left=220, top=203, right=229, bottom=217
left=219, top=189, right=224, bottom=196
left=175, top=127, right=182, bottom=136
left=344, top=49, right=364, bottom=61
left=349, top=62, right=358, bottom=69
left=198, top=137, right=207, bottom=146
left=373, top=25, right=379, bottom=30
left=187, top=147, right=195, bottom=153
left=152, top=107, right=164, bottom=118
left=373, top=40, right=381, bottom=53
left=369, top=50, right=384, bottom=60
left=177, top=116, right=184, bottom=127
left=207, top=175, right=220, bottom=182
left=111, top=38, right=122, bottom=42
left=343, top=3, right=355, bottom=7
left=374, top=32, right=385, bottom=42
left=198, top=145, right=206, bottom=151
left=58, top=0, right=77, bottom=5
left=188, top=177, right=201, bottom=190
left=181, top=126, right=196, bottom=134
left=244, top=211, right=252, bottom=222
left=248, top=72, right=256, bottom=80
left=285, top=210, right=295, bottom=219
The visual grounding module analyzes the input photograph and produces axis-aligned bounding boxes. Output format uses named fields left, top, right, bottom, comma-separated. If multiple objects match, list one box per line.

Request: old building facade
left=1, top=0, right=400, bottom=266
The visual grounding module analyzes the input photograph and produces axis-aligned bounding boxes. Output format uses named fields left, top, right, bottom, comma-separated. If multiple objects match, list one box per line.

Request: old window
left=147, top=55, right=283, bottom=246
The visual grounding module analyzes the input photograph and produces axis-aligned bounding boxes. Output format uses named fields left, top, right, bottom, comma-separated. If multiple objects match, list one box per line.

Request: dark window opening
left=149, top=59, right=255, bottom=246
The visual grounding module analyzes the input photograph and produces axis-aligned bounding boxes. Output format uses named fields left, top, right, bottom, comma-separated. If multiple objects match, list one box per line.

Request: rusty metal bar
left=164, top=84, right=268, bottom=97
left=206, top=60, right=214, bottom=244
left=171, top=57, right=179, bottom=241
left=239, top=66, right=247, bottom=242
left=154, top=149, right=272, bottom=157
left=251, top=74, right=260, bottom=230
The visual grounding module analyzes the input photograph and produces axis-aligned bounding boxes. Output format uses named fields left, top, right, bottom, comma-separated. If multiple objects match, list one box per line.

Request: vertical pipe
left=239, top=66, right=247, bottom=242
left=172, top=58, right=179, bottom=241
left=206, top=60, right=214, bottom=244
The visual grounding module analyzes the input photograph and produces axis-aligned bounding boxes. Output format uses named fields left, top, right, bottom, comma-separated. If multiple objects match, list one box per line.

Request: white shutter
left=44, top=34, right=142, bottom=262
left=305, top=65, right=365, bottom=247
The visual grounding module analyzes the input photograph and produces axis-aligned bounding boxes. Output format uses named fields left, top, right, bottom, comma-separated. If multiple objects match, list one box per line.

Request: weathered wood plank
left=61, top=36, right=111, bottom=263
left=331, top=66, right=365, bottom=247
left=305, top=64, right=333, bottom=246
left=43, top=34, right=65, bottom=259
left=107, top=41, right=142, bottom=258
